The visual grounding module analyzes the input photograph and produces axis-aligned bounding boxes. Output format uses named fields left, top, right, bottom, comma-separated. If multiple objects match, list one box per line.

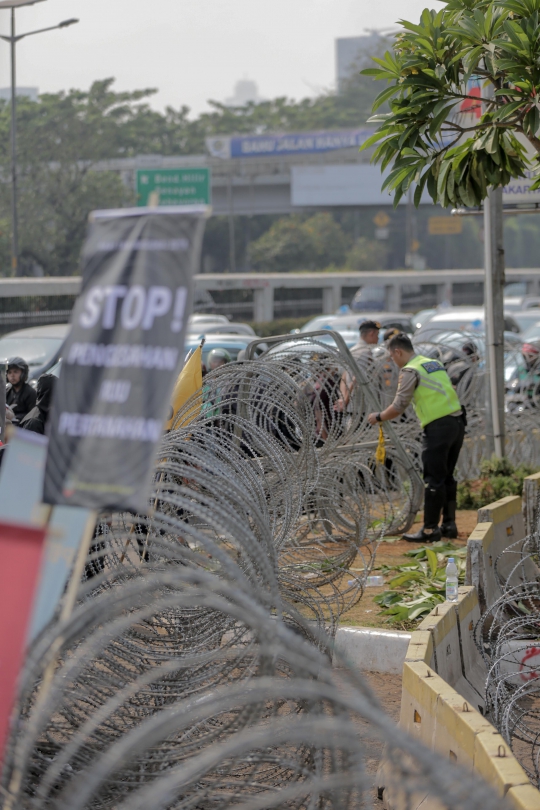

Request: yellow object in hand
left=375, top=424, right=386, bottom=465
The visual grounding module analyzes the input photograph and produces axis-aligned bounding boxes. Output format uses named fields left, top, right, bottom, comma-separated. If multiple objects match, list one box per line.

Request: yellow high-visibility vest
left=404, top=354, right=461, bottom=428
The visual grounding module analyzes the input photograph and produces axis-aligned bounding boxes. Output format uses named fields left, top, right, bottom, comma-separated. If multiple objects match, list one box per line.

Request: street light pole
left=484, top=186, right=506, bottom=458
left=0, top=12, right=79, bottom=275
left=9, top=7, right=18, bottom=274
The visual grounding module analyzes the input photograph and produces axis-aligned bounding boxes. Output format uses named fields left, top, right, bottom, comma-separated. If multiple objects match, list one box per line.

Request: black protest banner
left=43, top=206, right=208, bottom=512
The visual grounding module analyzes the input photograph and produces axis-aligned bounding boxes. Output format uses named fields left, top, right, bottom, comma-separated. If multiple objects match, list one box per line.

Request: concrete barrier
left=380, top=584, right=540, bottom=809
left=466, top=495, right=534, bottom=612
left=404, top=586, right=486, bottom=712
left=333, top=626, right=411, bottom=674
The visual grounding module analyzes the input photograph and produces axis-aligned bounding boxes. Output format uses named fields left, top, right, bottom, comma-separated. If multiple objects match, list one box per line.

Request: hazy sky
left=2, top=0, right=430, bottom=115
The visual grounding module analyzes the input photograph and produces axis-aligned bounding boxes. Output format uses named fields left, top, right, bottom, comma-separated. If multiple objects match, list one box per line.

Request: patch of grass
left=374, top=542, right=466, bottom=626
left=457, top=456, right=536, bottom=510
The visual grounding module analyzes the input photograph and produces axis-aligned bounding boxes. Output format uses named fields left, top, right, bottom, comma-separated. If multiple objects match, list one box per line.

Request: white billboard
left=292, top=164, right=540, bottom=208
left=291, top=165, right=432, bottom=207
left=502, top=171, right=540, bottom=205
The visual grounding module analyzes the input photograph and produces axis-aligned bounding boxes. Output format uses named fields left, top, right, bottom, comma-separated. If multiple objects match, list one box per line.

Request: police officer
left=6, top=356, right=36, bottom=423
left=334, top=320, right=380, bottom=414
left=367, top=333, right=465, bottom=542
left=350, top=319, right=380, bottom=371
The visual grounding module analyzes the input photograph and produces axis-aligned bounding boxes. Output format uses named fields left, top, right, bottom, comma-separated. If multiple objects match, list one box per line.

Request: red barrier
left=0, top=522, right=46, bottom=762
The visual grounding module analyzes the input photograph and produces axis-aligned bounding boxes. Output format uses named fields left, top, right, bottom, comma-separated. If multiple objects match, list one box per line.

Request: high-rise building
left=336, top=34, right=393, bottom=91
left=0, top=86, right=38, bottom=102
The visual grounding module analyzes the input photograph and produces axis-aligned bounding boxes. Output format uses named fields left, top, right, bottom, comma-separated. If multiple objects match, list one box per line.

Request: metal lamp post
left=0, top=0, right=78, bottom=275
left=484, top=188, right=506, bottom=458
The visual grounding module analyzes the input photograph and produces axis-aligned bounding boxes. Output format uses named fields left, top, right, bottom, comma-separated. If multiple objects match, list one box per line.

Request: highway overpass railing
left=0, top=268, right=538, bottom=328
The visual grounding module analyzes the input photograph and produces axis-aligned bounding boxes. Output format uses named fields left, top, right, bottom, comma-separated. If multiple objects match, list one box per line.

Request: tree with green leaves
left=0, top=59, right=391, bottom=276
left=0, top=80, right=174, bottom=275
left=362, top=0, right=540, bottom=207
left=248, top=214, right=349, bottom=273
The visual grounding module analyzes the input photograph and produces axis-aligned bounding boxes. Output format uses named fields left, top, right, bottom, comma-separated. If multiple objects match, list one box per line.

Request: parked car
left=265, top=332, right=360, bottom=359
left=509, top=311, right=540, bottom=335
left=503, top=295, right=540, bottom=311
left=0, top=324, right=68, bottom=380
left=188, top=313, right=229, bottom=328
left=189, top=322, right=256, bottom=338
left=292, top=330, right=360, bottom=349
left=48, top=358, right=62, bottom=377
left=183, top=333, right=268, bottom=366
left=349, top=285, right=387, bottom=312
left=299, top=312, right=414, bottom=337
left=415, top=308, right=520, bottom=339
left=412, top=308, right=437, bottom=331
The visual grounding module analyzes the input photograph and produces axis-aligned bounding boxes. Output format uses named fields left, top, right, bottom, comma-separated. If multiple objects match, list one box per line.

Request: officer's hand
left=333, top=399, right=345, bottom=413
left=367, top=412, right=379, bottom=426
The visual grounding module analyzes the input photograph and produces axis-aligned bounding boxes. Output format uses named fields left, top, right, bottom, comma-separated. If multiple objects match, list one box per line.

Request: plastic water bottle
left=445, top=558, right=459, bottom=602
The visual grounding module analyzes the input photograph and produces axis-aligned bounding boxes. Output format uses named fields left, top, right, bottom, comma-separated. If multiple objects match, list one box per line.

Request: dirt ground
left=363, top=670, right=402, bottom=724
left=333, top=668, right=402, bottom=801
left=341, top=509, right=477, bottom=628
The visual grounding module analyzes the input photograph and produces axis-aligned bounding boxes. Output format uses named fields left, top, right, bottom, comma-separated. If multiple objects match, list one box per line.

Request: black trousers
left=422, top=414, right=465, bottom=528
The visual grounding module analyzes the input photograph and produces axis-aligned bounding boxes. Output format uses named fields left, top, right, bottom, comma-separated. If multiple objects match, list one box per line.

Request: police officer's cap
left=359, top=320, right=381, bottom=332
left=383, top=327, right=401, bottom=342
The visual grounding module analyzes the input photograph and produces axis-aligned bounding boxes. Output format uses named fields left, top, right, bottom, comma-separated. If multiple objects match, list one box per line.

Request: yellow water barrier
left=384, top=585, right=540, bottom=809
left=380, top=490, right=540, bottom=808
left=466, top=495, right=535, bottom=612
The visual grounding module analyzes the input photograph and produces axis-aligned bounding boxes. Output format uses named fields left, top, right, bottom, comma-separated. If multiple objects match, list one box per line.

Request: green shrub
left=345, top=236, right=388, bottom=271
left=479, top=456, right=515, bottom=478
left=457, top=456, right=536, bottom=510
left=248, top=214, right=348, bottom=272
left=456, top=480, right=476, bottom=510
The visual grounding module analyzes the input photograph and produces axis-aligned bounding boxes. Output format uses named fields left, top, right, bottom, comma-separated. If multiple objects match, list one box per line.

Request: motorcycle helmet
left=207, top=348, right=232, bottom=370
left=7, top=356, right=29, bottom=383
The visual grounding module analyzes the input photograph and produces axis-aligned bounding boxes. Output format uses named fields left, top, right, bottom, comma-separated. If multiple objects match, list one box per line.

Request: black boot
left=441, top=482, right=458, bottom=539
left=441, top=513, right=458, bottom=538
left=402, top=525, right=442, bottom=543
left=403, top=486, right=444, bottom=543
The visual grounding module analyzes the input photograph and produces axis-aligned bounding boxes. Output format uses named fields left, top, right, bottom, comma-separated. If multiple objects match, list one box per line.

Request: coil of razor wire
left=474, top=491, right=540, bottom=786
left=0, top=331, right=513, bottom=810
left=5, top=566, right=507, bottom=810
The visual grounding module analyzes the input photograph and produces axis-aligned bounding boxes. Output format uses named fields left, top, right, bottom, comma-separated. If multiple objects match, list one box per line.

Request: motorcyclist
left=201, top=348, right=232, bottom=419
left=6, top=356, right=36, bottom=423
left=20, top=374, right=56, bottom=435
left=207, top=348, right=232, bottom=371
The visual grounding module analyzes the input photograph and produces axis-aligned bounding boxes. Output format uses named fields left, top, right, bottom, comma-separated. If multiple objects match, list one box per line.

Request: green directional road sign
left=136, top=168, right=211, bottom=207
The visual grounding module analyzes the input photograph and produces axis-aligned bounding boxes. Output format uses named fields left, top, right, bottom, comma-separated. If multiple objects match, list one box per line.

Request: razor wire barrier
left=246, top=330, right=425, bottom=535
left=474, top=491, right=540, bottom=786
left=4, top=566, right=508, bottom=810
left=0, top=330, right=513, bottom=808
